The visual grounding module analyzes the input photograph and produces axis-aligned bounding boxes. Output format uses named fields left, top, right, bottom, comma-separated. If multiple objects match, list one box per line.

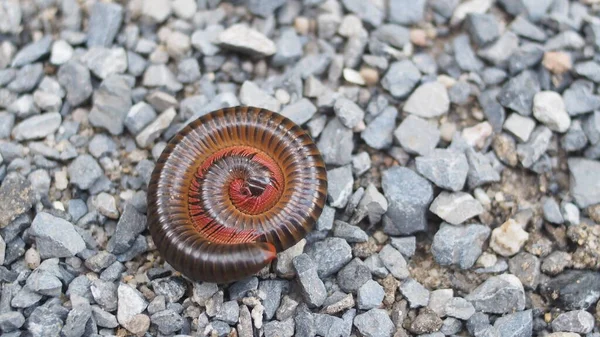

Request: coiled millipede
left=147, top=106, right=328, bottom=283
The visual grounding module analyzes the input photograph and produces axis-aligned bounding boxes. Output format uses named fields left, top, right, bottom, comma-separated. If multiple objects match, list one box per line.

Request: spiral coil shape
left=147, top=106, right=328, bottom=283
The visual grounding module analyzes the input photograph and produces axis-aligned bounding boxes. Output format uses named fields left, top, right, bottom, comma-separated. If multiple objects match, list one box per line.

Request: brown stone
left=542, top=51, right=572, bottom=75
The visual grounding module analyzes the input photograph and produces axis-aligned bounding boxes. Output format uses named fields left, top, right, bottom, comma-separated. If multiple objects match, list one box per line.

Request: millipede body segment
left=147, top=106, right=328, bottom=283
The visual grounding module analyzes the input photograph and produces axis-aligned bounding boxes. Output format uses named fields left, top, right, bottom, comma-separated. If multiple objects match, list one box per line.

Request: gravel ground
left=0, top=0, right=600, bottom=336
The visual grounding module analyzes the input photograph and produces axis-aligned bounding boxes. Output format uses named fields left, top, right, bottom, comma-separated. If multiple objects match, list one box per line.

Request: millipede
left=147, top=106, right=328, bottom=283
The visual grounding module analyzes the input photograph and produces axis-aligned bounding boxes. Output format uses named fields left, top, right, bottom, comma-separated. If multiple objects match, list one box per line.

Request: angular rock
left=508, top=43, right=544, bottom=75
left=389, top=0, right=426, bottom=25
left=176, top=58, right=201, bottom=84
left=58, top=61, right=93, bottom=107
left=563, top=80, right=600, bottom=116
left=62, top=299, right=92, bottom=337
left=465, top=13, right=500, bottom=46
left=341, top=0, right=384, bottom=27
left=381, top=60, right=421, bottom=99
left=293, top=254, right=327, bottom=308
left=409, top=308, right=444, bottom=334
left=279, top=98, right=316, bottom=126
left=533, top=91, right=571, bottom=133
left=568, top=158, right=600, bottom=208
left=11, top=36, right=52, bottom=67
left=400, top=279, right=430, bottom=308
left=125, top=102, right=157, bottom=135
left=239, top=81, right=280, bottom=112
left=142, top=64, right=182, bottom=92
left=92, top=306, right=118, bottom=328
left=89, top=75, right=132, bottom=135
left=493, top=310, right=532, bottom=337
left=87, top=2, right=123, bottom=47
left=192, top=282, right=218, bottom=306
left=334, top=97, right=365, bottom=129
left=453, top=34, right=484, bottom=72
left=218, top=24, right=276, bottom=57
left=151, top=309, right=184, bottom=334
left=516, top=126, right=552, bottom=168
left=304, top=237, right=352, bottom=278
left=478, top=32, right=520, bottom=66
left=542, top=197, right=564, bottom=224
left=352, top=152, right=372, bottom=176
left=30, top=212, right=86, bottom=258
left=275, top=239, right=306, bottom=278
left=508, top=252, right=541, bottom=290
left=12, top=112, right=61, bottom=141
left=574, top=61, right=600, bottom=83
left=0, top=0, right=21, bottom=34
left=142, top=0, right=172, bottom=23
left=465, top=274, right=526, bottom=314
left=551, top=310, right=595, bottom=333
left=432, top=223, right=490, bottom=269
left=404, top=82, right=450, bottom=118
left=246, top=0, right=286, bottom=17
left=136, top=108, right=176, bottom=148
left=450, top=0, right=494, bottom=26
left=361, top=106, right=397, bottom=150
left=354, top=308, right=395, bottom=337
left=264, top=318, right=294, bottom=337
left=0, top=311, right=25, bottom=332
left=429, top=192, right=484, bottom=225
left=117, top=283, right=148, bottom=325
left=8, top=63, right=44, bottom=93
left=272, top=28, right=302, bottom=66
left=85, top=251, right=117, bottom=273
left=541, top=270, right=600, bottom=310
left=381, top=166, right=433, bottom=235
left=509, top=16, right=546, bottom=42
left=395, top=115, right=440, bottom=156
left=357, top=280, right=385, bottom=310
left=379, top=244, right=409, bottom=279
left=327, top=165, right=354, bottom=209
left=545, top=30, right=585, bottom=50
left=0, top=173, right=35, bottom=228
left=336, top=258, right=371, bottom=293
left=373, top=24, right=409, bottom=48
left=333, top=221, right=368, bottom=243
left=84, top=47, right=128, bottom=80
left=498, top=70, right=540, bottom=116
left=314, top=313, right=345, bottom=337
left=11, top=285, right=43, bottom=308
left=504, top=113, right=536, bottom=142
left=68, top=154, right=103, bottom=190
left=106, top=204, right=146, bottom=255
left=260, top=280, right=287, bottom=320
left=415, top=149, right=468, bottom=192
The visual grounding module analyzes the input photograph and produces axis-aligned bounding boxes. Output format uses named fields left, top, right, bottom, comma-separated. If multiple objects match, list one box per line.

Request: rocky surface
left=0, top=1, right=599, bottom=337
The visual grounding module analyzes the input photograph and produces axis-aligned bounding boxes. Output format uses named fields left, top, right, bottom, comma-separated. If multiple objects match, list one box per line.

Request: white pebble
left=275, top=89, right=291, bottom=105
left=25, top=247, right=41, bottom=269
left=533, top=91, right=571, bottom=133
left=561, top=202, right=580, bottom=226
left=462, top=122, right=493, bottom=149
left=251, top=304, right=264, bottom=329
left=476, top=252, right=497, bottom=268
left=474, top=188, right=491, bottom=207
left=490, top=219, right=529, bottom=257
left=50, top=40, right=73, bottom=65
left=54, top=169, right=68, bottom=190
left=343, top=68, right=365, bottom=85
